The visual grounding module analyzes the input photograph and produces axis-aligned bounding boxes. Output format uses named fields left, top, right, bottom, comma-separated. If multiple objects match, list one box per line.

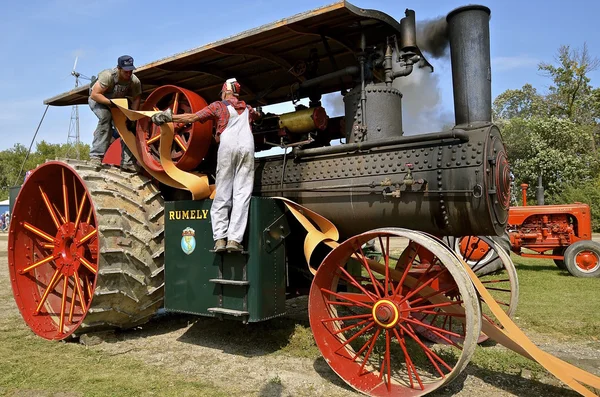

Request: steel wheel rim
left=8, top=162, right=98, bottom=340
left=574, top=250, right=600, bottom=273
left=136, top=85, right=213, bottom=172
left=309, top=229, right=480, bottom=396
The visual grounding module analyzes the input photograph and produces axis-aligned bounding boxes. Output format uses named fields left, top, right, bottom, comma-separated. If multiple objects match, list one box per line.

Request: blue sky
left=1, top=0, right=598, bottom=152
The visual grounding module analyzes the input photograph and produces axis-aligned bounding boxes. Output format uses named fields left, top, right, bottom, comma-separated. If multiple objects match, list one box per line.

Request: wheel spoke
left=73, top=176, right=78, bottom=215
left=174, top=135, right=188, bottom=152
left=385, top=329, right=391, bottom=390
left=409, top=285, right=457, bottom=306
left=322, top=313, right=372, bottom=323
left=68, top=276, right=76, bottom=323
left=333, top=318, right=372, bottom=336
left=77, top=228, right=97, bottom=246
left=358, top=327, right=381, bottom=375
left=172, top=92, right=180, bottom=114
left=74, top=191, right=88, bottom=231
left=397, top=268, right=449, bottom=306
left=23, top=222, right=55, bottom=243
left=59, top=275, right=68, bottom=334
left=378, top=236, right=391, bottom=296
left=481, top=279, right=510, bottom=284
left=84, top=275, right=93, bottom=301
left=52, top=202, right=66, bottom=224
left=393, top=327, right=425, bottom=389
left=408, top=300, right=463, bottom=312
left=335, top=321, right=375, bottom=353
left=38, top=186, right=61, bottom=230
left=22, top=254, right=58, bottom=273
left=79, top=256, right=98, bottom=275
left=337, top=267, right=378, bottom=302
left=401, top=323, right=455, bottom=371
left=321, top=288, right=373, bottom=309
left=74, top=271, right=87, bottom=312
left=86, top=207, right=93, bottom=224
left=62, top=169, right=69, bottom=222
left=404, top=316, right=463, bottom=338
left=354, top=247, right=384, bottom=298
left=147, top=133, right=160, bottom=145
left=35, top=267, right=62, bottom=314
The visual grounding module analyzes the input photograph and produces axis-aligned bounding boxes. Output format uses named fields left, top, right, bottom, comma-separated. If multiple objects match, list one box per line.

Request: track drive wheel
left=563, top=240, right=600, bottom=278
left=136, top=85, right=213, bottom=172
left=309, top=228, right=481, bottom=396
left=8, top=160, right=165, bottom=340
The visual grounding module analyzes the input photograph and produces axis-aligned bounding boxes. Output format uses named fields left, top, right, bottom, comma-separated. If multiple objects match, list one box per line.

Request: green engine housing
left=164, top=197, right=288, bottom=322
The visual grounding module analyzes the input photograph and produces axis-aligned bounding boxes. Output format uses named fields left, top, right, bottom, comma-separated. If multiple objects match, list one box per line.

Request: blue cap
left=117, top=55, right=135, bottom=71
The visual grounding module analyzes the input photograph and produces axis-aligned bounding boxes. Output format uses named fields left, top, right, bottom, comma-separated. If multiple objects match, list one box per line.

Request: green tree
left=493, top=83, right=546, bottom=120
left=501, top=117, right=599, bottom=198
left=0, top=141, right=90, bottom=200
left=539, top=44, right=599, bottom=124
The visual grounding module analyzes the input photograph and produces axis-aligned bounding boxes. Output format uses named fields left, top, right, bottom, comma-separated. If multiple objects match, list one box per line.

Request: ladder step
left=208, top=308, right=249, bottom=316
left=209, top=278, right=249, bottom=286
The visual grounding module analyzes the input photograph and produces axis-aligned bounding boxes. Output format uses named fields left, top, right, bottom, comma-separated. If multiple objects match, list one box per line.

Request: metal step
left=209, top=278, right=250, bottom=286
left=207, top=308, right=249, bottom=317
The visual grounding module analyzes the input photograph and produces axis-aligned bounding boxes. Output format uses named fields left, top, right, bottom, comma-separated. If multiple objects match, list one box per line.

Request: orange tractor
left=454, top=183, right=600, bottom=278
left=506, top=183, right=600, bottom=277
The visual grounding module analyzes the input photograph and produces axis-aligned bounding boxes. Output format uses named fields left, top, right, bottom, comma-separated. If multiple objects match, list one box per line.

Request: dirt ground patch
left=1, top=233, right=599, bottom=396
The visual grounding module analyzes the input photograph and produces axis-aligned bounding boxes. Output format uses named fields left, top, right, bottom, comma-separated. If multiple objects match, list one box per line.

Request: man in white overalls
left=152, top=78, right=260, bottom=253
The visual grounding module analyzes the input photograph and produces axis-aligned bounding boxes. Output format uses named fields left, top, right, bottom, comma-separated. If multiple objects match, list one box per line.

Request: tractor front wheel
left=563, top=240, right=600, bottom=278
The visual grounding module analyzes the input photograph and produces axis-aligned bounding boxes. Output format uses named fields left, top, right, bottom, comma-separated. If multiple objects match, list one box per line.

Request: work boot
left=226, top=240, right=244, bottom=253
left=89, top=157, right=102, bottom=167
left=213, top=239, right=227, bottom=253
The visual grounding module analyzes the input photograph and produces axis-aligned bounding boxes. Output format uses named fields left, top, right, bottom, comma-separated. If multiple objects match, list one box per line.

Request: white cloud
left=492, top=56, right=539, bottom=72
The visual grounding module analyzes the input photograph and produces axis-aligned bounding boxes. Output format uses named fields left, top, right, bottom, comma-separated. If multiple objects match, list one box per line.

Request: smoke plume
left=416, top=16, right=449, bottom=59
left=392, top=66, right=454, bottom=134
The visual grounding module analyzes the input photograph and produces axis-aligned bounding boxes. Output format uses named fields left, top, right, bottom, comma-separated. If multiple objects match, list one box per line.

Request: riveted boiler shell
left=255, top=125, right=509, bottom=238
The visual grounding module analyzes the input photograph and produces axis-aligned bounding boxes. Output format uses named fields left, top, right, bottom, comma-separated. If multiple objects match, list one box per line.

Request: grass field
left=1, top=235, right=598, bottom=396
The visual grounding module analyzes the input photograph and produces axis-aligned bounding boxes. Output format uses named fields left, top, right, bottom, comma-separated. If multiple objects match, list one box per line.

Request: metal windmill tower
left=66, top=57, right=89, bottom=159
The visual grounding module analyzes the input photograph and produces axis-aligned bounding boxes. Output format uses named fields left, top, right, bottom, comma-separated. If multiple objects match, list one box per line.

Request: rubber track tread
left=62, top=160, right=165, bottom=336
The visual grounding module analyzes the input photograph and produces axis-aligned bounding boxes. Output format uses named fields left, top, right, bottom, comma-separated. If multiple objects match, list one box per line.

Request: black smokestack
left=447, top=5, right=492, bottom=128
left=417, top=16, right=449, bottom=59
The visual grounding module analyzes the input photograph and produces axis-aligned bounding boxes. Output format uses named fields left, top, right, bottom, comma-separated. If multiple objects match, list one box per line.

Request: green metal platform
left=164, top=197, right=288, bottom=322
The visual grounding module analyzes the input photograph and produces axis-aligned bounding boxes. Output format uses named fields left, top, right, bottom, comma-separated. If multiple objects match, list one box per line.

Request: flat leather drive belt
left=279, top=198, right=600, bottom=397
left=111, top=103, right=599, bottom=396
left=110, top=99, right=215, bottom=200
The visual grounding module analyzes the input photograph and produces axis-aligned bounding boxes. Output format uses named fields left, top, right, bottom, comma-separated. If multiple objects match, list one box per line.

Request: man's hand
left=108, top=99, right=116, bottom=108
left=151, top=108, right=173, bottom=125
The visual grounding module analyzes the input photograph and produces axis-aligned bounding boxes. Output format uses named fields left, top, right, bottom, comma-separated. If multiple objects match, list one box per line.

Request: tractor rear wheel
left=563, top=240, right=600, bottom=278
left=552, top=248, right=566, bottom=270
left=8, top=160, right=165, bottom=340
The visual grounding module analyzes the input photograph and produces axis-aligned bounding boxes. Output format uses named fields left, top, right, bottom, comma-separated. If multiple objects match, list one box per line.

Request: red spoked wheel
left=136, top=85, right=213, bottom=172
left=309, top=228, right=481, bottom=396
left=413, top=235, right=519, bottom=344
left=9, top=162, right=98, bottom=339
left=9, top=160, right=165, bottom=340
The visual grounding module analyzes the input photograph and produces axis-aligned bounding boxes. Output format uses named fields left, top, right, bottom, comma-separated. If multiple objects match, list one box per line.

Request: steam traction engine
left=9, top=3, right=518, bottom=396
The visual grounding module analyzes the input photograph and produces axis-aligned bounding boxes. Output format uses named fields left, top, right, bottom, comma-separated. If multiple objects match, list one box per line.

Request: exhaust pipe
left=447, top=5, right=492, bottom=128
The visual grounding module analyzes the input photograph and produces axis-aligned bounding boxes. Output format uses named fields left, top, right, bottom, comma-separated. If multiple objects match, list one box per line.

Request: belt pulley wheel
left=309, top=228, right=481, bottom=396
left=8, top=160, right=165, bottom=340
left=136, top=85, right=213, bottom=172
